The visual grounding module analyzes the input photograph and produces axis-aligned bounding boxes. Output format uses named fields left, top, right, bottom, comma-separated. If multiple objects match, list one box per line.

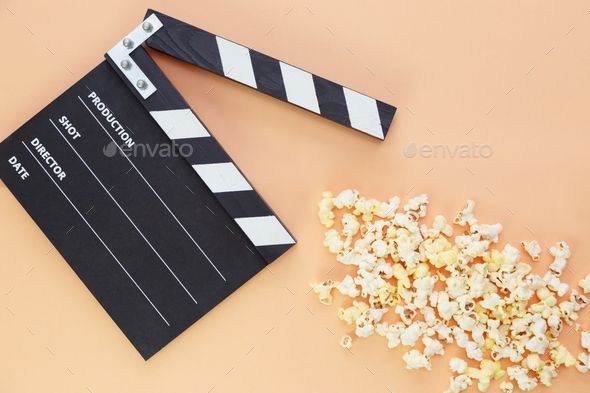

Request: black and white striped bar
left=106, top=45, right=296, bottom=263
left=143, top=10, right=396, bottom=140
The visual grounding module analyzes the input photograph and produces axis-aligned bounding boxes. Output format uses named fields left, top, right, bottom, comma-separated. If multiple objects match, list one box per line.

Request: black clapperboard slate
left=0, top=10, right=396, bottom=360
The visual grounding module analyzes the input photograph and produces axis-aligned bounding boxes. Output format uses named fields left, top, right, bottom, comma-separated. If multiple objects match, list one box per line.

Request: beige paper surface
left=1, top=1, right=590, bottom=391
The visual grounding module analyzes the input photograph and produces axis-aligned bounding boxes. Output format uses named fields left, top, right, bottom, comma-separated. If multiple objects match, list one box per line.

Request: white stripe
left=279, top=62, right=320, bottom=114
left=192, top=163, right=252, bottom=193
left=235, top=216, right=295, bottom=247
left=21, top=141, right=170, bottom=326
left=342, top=88, right=383, bottom=139
left=150, top=109, right=210, bottom=140
left=216, top=37, right=257, bottom=88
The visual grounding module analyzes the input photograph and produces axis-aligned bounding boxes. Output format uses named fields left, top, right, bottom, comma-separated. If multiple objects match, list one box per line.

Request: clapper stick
left=106, top=14, right=295, bottom=263
left=143, top=10, right=397, bottom=140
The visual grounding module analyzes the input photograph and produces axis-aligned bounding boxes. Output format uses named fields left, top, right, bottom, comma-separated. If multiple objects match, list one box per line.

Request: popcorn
left=323, top=229, right=344, bottom=253
left=333, top=189, right=359, bottom=209
left=375, top=321, right=389, bottom=336
left=429, top=320, right=453, bottom=344
left=471, top=323, right=485, bottom=347
left=420, top=306, right=437, bottom=326
left=465, top=341, right=483, bottom=361
left=371, top=239, right=389, bottom=258
left=499, top=381, right=514, bottom=393
left=413, top=275, right=438, bottom=309
left=466, top=359, right=505, bottom=392
left=374, top=259, right=394, bottom=279
left=479, top=293, right=501, bottom=310
left=423, top=336, right=445, bottom=357
left=543, top=272, right=569, bottom=297
left=576, top=352, right=590, bottom=373
left=453, top=200, right=477, bottom=226
left=547, top=314, right=563, bottom=335
left=579, top=273, right=590, bottom=293
left=355, top=317, right=375, bottom=338
left=353, top=197, right=377, bottom=222
left=507, top=366, right=538, bottom=391
left=338, top=301, right=369, bottom=325
left=341, top=213, right=361, bottom=237
left=337, top=275, right=360, bottom=298
left=570, top=289, right=589, bottom=310
left=449, top=357, right=468, bottom=374
left=373, top=196, right=401, bottom=219
left=445, top=275, right=468, bottom=299
left=386, top=322, right=405, bottom=348
left=537, top=363, right=558, bottom=387
left=309, top=280, right=339, bottom=305
left=521, top=240, right=541, bottom=261
left=404, top=194, right=429, bottom=217
left=318, top=191, right=336, bottom=227
left=395, top=304, right=417, bottom=325
left=550, top=344, right=576, bottom=367
left=400, top=321, right=426, bottom=347
left=558, top=301, right=579, bottom=325
left=529, top=313, right=547, bottom=336
left=453, top=327, right=470, bottom=348
left=314, top=190, right=589, bottom=393
left=432, top=215, right=453, bottom=237
left=437, top=292, right=459, bottom=320
left=525, top=334, right=550, bottom=354
left=443, top=375, right=472, bottom=393
left=454, top=312, right=478, bottom=331
left=369, top=306, right=388, bottom=322
left=339, top=335, right=352, bottom=349
left=354, top=269, right=380, bottom=297
left=402, top=349, right=431, bottom=370
left=548, top=241, right=571, bottom=277
left=521, top=353, right=544, bottom=372
left=471, top=223, right=502, bottom=243
left=582, top=331, right=590, bottom=351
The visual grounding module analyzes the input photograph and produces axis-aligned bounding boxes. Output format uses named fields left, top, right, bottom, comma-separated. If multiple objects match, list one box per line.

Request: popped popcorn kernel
left=521, top=240, right=541, bottom=261
left=402, top=349, right=431, bottom=370
left=499, top=381, right=514, bottom=393
left=309, top=279, right=338, bottom=305
left=339, top=335, right=352, bottom=349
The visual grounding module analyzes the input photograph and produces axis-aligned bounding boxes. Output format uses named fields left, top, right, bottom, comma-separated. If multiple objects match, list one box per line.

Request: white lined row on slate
left=144, top=9, right=397, bottom=140
left=105, top=46, right=296, bottom=263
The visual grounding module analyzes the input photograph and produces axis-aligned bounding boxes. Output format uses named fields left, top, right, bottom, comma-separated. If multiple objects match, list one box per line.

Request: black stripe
left=215, top=190, right=275, bottom=219
left=376, top=100, right=396, bottom=138
left=145, top=9, right=224, bottom=76
left=257, top=244, right=296, bottom=263
left=250, top=51, right=287, bottom=101
left=312, top=75, right=351, bottom=128
left=172, top=137, right=231, bottom=165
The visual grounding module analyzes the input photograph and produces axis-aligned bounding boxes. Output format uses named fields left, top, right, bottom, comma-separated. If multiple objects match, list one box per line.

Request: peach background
left=2, top=1, right=590, bottom=392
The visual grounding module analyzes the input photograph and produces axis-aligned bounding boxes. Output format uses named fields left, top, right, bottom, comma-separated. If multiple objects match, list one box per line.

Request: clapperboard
left=0, top=10, right=396, bottom=359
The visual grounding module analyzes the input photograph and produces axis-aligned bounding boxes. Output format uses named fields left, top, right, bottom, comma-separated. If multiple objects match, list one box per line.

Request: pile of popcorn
left=311, top=190, right=590, bottom=392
